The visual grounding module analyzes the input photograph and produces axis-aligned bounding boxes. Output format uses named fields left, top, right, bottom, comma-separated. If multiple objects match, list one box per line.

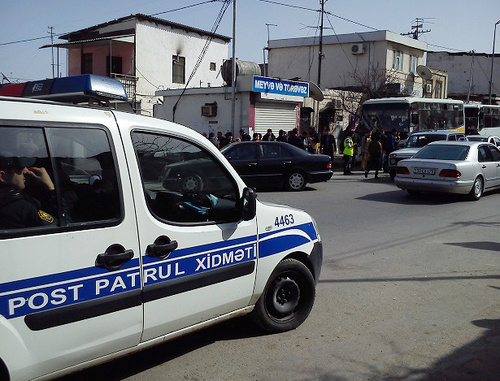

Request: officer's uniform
left=0, top=187, right=55, bottom=229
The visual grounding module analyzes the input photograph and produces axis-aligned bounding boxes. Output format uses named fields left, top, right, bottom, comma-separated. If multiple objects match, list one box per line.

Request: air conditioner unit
left=425, top=83, right=433, bottom=94
left=201, top=102, right=217, bottom=117
left=351, top=44, right=365, bottom=55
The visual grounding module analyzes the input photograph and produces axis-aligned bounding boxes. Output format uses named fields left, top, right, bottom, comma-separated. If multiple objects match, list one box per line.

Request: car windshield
left=413, top=144, right=470, bottom=160
left=405, top=134, right=447, bottom=148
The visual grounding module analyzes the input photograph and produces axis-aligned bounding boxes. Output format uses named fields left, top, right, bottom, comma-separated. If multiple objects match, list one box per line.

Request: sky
left=1, top=0, right=499, bottom=83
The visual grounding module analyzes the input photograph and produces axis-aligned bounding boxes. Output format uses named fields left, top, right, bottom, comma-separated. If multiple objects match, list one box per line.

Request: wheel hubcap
left=289, top=174, right=304, bottom=190
left=272, top=276, right=300, bottom=315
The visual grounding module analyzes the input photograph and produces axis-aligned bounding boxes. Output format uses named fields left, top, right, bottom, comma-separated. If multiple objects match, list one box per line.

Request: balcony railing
left=111, top=73, right=138, bottom=100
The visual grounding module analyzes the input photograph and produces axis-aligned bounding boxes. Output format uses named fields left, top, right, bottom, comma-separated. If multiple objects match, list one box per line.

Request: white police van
left=0, top=75, right=322, bottom=381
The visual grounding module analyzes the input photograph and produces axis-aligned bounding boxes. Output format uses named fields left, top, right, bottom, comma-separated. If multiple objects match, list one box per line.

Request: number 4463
left=274, top=214, right=294, bottom=228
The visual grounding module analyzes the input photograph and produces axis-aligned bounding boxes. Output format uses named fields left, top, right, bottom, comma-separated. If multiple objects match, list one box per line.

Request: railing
left=111, top=73, right=138, bottom=100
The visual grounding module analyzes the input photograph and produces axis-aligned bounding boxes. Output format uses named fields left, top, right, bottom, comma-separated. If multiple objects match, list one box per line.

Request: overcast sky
left=1, top=0, right=499, bottom=83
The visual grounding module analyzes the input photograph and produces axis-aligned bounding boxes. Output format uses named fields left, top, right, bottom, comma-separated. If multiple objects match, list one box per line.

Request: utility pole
left=231, top=0, right=237, bottom=136
left=317, top=0, right=326, bottom=86
left=401, top=18, right=431, bottom=40
left=48, top=26, right=56, bottom=78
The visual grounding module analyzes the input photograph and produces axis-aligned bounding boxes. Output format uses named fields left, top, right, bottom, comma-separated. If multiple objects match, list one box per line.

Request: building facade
left=427, top=51, right=500, bottom=104
left=45, top=14, right=230, bottom=116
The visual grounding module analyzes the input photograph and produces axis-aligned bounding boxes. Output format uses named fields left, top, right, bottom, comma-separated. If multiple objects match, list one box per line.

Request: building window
left=392, top=50, right=403, bottom=71
left=409, top=55, right=418, bottom=75
left=172, top=55, right=185, bottom=84
left=82, top=53, right=93, bottom=74
left=210, top=62, right=216, bottom=71
left=106, top=56, right=123, bottom=76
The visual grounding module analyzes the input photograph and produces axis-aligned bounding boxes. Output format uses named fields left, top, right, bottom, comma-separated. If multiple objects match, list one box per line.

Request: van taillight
left=396, top=166, right=410, bottom=175
left=327, top=162, right=332, bottom=169
left=439, top=169, right=461, bottom=178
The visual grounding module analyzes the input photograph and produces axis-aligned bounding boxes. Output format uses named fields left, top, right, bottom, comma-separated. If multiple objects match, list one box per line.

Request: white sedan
left=395, top=141, right=500, bottom=200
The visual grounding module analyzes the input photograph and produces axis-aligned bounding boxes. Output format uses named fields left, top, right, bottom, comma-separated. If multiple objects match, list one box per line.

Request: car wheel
left=182, top=174, right=204, bottom=192
left=286, top=171, right=306, bottom=191
left=251, top=258, right=315, bottom=333
left=468, top=176, right=483, bottom=201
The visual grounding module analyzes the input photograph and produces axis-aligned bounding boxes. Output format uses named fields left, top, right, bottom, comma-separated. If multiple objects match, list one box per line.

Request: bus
left=464, top=103, right=500, bottom=136
left=360, top=97, right=465, bottom=139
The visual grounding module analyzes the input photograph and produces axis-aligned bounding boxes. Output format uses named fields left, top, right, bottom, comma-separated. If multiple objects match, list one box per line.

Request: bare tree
left=336, top=64, right=413, bottom=120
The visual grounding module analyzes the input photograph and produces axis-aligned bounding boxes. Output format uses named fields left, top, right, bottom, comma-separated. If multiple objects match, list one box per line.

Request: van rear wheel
left=251, top=258, right=315, bottom=333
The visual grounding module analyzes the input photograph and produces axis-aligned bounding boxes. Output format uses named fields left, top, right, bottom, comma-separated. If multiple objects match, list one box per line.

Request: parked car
left=466, top=135, right=500, bottom=147
left=395, top=141, right=500, bottom=200
left=221, top=141, right=333, bottom=191
left=388, top=130, right=466, bottom=181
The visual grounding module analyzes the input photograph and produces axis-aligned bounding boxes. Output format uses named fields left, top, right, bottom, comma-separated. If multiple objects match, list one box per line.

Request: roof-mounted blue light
left=1, top=74, right=128, bottom=103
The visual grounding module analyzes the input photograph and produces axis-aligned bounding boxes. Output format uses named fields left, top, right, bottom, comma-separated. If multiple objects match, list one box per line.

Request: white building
left=427, top=51, right=500, bottom=104
left=268, top=30, right=428, bottom=96
left=155, top=74, right=310, bottom=138
left=44, top=14, right=231, bottom=116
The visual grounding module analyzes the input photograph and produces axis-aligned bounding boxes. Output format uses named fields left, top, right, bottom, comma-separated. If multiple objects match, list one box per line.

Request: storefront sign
left=252, top=76, right=309, bottom=97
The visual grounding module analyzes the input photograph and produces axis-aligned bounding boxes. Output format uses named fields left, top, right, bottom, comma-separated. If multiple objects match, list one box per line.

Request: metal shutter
left=254, top=101, right=298, bottom=136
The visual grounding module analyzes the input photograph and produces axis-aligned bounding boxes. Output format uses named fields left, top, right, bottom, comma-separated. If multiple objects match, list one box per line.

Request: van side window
left=0, top=126, right=120, bottom=232
left=47, top=128, right=121, bottom=223
left=132, top=132, right=240, bottom=223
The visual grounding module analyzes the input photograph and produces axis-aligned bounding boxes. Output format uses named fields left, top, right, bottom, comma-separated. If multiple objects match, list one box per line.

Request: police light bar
left=0, top=74, right=128, bottom=103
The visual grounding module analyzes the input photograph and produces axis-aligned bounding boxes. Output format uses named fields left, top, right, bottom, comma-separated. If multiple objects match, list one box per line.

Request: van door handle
left=95, top=244, right=134, bottom=271
left=146, top=236, right=178, bottom=259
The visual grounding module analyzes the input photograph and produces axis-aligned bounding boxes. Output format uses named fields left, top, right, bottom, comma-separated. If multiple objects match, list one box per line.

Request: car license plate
left=413, top=167, right=435, bottom=175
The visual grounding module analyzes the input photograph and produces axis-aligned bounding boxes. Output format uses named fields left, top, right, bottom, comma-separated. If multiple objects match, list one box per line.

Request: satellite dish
left=308, top=81, right=324, bottom=101
left=416, top=65, right=433, bottom=80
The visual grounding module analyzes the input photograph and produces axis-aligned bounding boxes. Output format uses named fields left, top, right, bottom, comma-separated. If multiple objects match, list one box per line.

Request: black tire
left=251, top=258, right=315, bottom=333
left=182, top=174, right=204, bottom=192
left=468, top=176, right=483, bottom=201
left=286, top=171, right=306, bottom=191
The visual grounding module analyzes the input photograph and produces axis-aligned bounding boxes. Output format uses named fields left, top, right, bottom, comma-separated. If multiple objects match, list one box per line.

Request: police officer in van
left=0, top=156, right=58, bottom=229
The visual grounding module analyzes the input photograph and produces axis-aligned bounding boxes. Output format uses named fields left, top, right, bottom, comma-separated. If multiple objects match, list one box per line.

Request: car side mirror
left=240, top=187, right=256, bottom=221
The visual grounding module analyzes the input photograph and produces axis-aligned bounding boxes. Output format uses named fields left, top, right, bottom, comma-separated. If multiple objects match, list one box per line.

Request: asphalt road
left=60, top=171, right=500, bottom=381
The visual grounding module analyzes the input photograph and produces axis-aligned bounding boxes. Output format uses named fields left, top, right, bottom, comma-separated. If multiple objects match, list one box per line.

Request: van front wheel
left=251, top=258, right=315, bottom=333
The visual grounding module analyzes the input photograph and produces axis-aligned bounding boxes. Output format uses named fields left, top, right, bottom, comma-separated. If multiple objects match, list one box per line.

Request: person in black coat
left=0, top=157, right=58, bottom=229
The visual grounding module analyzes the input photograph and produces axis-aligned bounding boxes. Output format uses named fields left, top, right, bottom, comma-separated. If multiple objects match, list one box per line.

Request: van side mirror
left=241, top=187, right=256, bottom=221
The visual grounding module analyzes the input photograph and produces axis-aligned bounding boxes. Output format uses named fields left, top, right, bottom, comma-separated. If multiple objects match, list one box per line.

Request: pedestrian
left=208, top=132, right=219, bottom=148
left=252, top=133, right=261, bottom=141
left=219, top=131, right=233, bottom=149
left=287, top=128, right=305, bottom=150
left=239, top=128, right=251, bottom=141
left=262, top=128, right=276, bottom=141
left=342, top=130, right=355, bottom=175
left=277, top=129, right=288, bottom=142
left=308, top=127, right=320, bottom=154
left=364, top=132, right=382, bottom=179
left=302, top=131, right=312, bottom=152
left=360, top=131, right=371, bottom=171
left=320, top=127, right=336, bottom=162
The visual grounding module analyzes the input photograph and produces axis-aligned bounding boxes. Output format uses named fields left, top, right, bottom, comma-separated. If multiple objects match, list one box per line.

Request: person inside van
left=0, top=156, right=58, bottom=229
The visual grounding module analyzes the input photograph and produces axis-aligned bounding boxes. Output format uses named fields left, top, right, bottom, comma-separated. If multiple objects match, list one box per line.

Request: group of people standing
left=340, top=127, right=400, bottom=177
left=204, top=127, right=338, bottom=160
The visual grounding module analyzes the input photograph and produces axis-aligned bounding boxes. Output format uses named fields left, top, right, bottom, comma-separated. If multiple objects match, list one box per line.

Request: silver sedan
left=395, top=141, right=500, bottom=200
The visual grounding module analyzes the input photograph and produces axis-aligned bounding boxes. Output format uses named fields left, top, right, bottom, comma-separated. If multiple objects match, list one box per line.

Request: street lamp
left=488, top=19, right=500, bottom=105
